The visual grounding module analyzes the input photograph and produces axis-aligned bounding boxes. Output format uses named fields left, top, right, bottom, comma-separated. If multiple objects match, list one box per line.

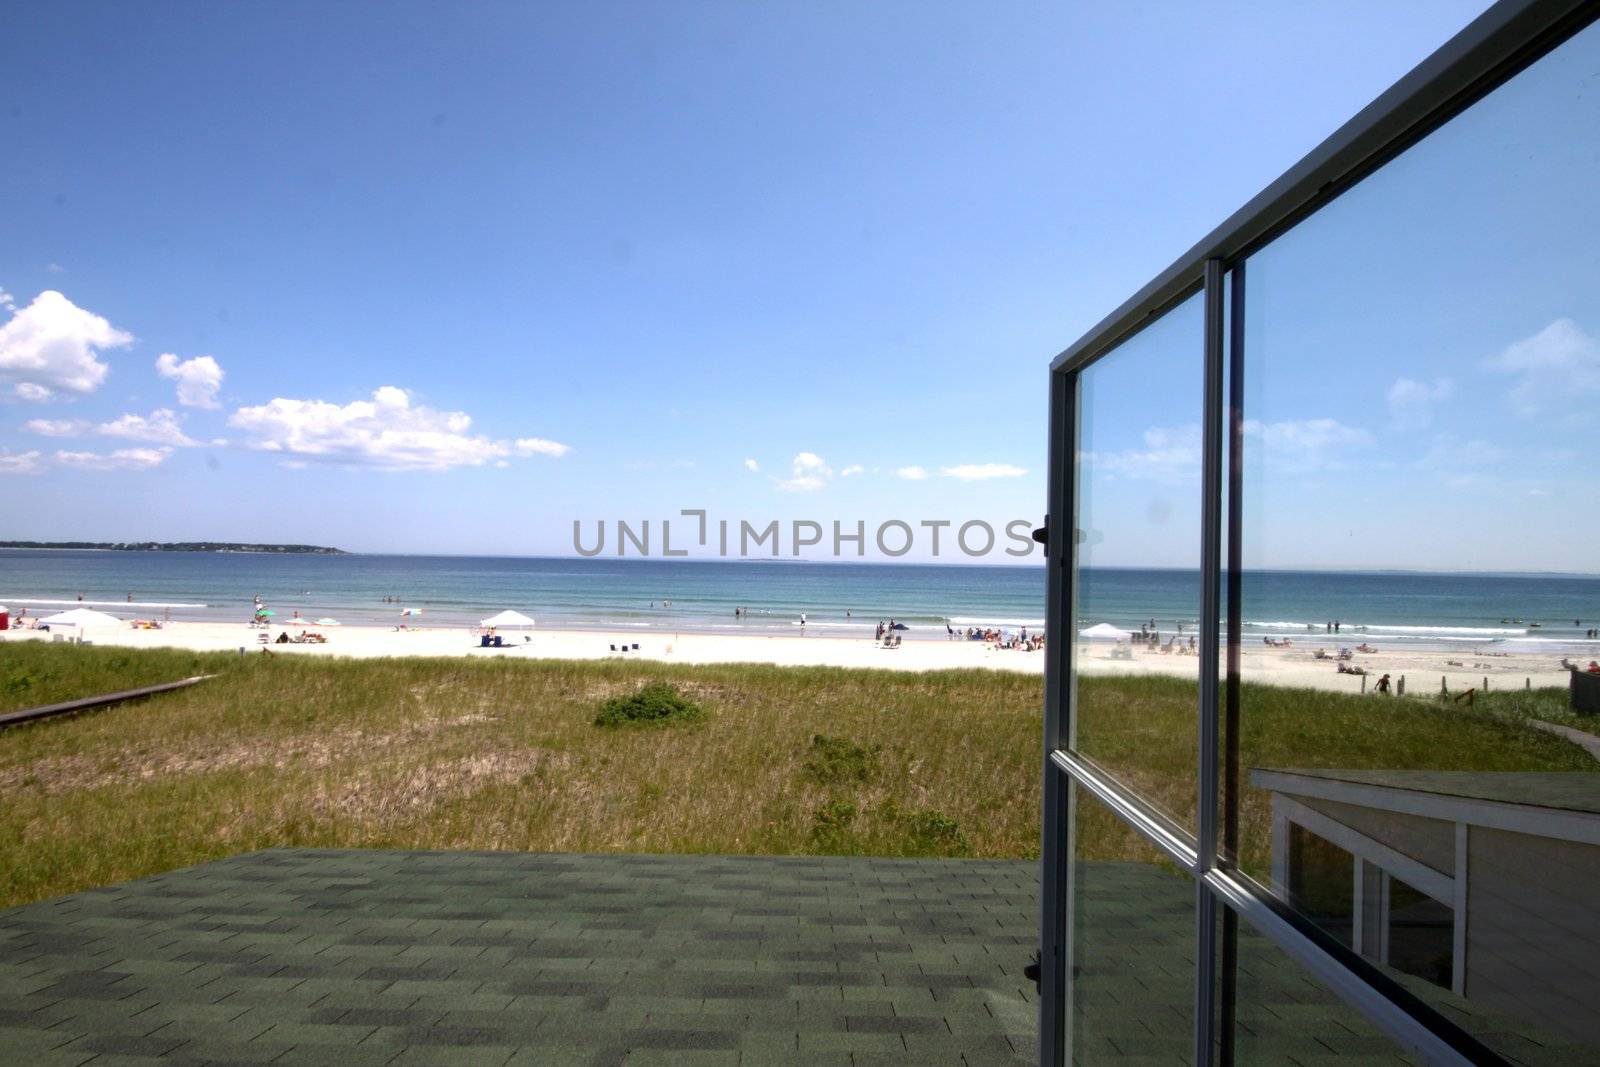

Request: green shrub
left=879, top=799, right=971, bottom=857
left=803, top=734, right=881, bottom=784
left=593, top=682, right=704, bottom=727
left=809, top=799, right=858, bottom=849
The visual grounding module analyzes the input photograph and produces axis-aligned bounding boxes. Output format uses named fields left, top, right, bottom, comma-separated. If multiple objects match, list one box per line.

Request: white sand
left=2, top=620, right=1578, bottom=695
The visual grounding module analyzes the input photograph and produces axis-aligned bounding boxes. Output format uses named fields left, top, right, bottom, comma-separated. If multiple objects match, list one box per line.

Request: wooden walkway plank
left=0, top=675, right=212, bottom=729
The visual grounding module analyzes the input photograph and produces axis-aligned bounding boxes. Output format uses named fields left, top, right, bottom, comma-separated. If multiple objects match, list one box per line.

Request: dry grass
left=0, top=645, right=1043, bottom=907
left=1, top=644, right=1592, bottom=910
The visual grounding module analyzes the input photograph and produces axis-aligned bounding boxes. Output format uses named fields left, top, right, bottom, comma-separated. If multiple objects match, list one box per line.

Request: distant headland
left=0, top=541, right=346, bottom=555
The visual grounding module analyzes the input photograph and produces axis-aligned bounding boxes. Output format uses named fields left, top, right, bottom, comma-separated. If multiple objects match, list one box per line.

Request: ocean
left=2, top=550, right=1598, bottom=653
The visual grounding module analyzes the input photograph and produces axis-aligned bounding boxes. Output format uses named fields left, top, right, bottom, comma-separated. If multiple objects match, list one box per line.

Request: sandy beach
left=1, top=619, right=1578, bottom=696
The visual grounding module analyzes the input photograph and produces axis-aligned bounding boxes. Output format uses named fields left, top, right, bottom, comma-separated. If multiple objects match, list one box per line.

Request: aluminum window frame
left=1038, top=1, right=1600, bottom=1064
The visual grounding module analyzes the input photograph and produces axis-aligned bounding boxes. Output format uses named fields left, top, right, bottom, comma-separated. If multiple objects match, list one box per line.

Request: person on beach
left=77, top=592, right=84, bottom=601
left=1376, top=673, right=1391, bottom=695
left=946, top=621, right=955, bottom=639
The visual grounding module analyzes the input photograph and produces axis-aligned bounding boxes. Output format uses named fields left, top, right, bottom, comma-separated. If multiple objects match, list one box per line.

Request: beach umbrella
left=480, top=609, right=536, bottom=628
left=1078, top=622, right=1132, bottom=641
left=37, top=607, right=123, bottom=628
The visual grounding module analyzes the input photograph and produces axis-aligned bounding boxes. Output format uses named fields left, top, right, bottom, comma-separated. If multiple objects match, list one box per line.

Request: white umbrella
left=1078, top=622, right=1132, bottom=641
left=38, top=608, right=123, bottom=628
left=481, top=609, right=536, bottom=628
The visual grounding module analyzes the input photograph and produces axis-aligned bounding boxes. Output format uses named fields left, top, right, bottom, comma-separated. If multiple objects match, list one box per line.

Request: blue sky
left=5, top=1, right=1589, bottom=567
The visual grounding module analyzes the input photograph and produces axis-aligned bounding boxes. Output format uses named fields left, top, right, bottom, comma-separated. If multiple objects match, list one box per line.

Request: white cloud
left=744, top=458, right=759, bottom=473
left=1242, top=418, right=1374, bottom=472
left=775, top=451, right=834, bottom=492
left=1083, top=425, right=1201, bottom=482
left=0, top=288, right=14, bottom=312
left=941, top=463, right=1027, bottom=480
left=96, top=408, right=198, bottom=447
left=840, top=464, right=864, bottom=477
left=1088, top=419, right=1372, bottom=480
left=0, top=290, right=133, bottom=402
left=154, top=353, right=224, bottom=409
left=228, top=386, right=566, bottom=471
left=23, top=417, right=88, bottom=437
left=513, top=437, right=571, bottom=457
left=0, top=448, right=44, bottom=474
left=895, top=465, right=929, bottom=480
left=1483, top=318, right=1600, bottom=416
left=54, top=447, right=172, bottom=471
left=1386, top=377, right=1453, bottom=429
left=46, top=263, right=65, bottom=274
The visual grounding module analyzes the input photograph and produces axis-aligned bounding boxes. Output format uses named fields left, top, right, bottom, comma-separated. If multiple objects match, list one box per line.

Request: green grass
left=0, top=643, right=229, bottom=714
left=1073, top=674, right=1596, bottom=880
left=0, top=644, right=1593, bottom=909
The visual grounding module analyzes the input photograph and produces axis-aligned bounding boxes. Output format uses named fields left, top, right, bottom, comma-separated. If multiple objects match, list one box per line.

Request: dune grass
left=0, top=643, right=1593, bottom=909
left=1, top=643, right=223, bottom=714
left=1073, top=674, right=1596, bottom=880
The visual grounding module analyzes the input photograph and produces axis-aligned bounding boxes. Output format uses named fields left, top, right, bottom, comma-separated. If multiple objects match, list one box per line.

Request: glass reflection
left=1073, top=290, right=1204, bottom=832
left=1218, top=903, right=1416, bottom=1065
left=1226, top=18, right=1600, bottom=1062
left=1071, top=780, right=1193, bottom=1064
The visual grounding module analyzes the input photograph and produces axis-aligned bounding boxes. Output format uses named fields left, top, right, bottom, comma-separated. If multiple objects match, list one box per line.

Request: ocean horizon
left=3, top=549, right=1599, bottom=653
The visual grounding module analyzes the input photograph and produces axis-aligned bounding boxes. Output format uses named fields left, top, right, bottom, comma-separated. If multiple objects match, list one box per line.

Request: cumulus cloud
left=0, top=290, right=133, bottom=402
left=1483, top=318, right=1600, bottom=416
left=0, top=288, right=14, bottom=312
left=774, top=451, right=833, bottom=492
left=96, top=408, right=198, bottom=447
left=228, top=385, right=567, bottom=471
left=513, top=437, right=571, bottom=457
left=840, top=464, right=864, bottom=477
left=941, top=463, right=1027, bottom=480
left=23, top=417, right=88, bottom=437
left=1244, top=417, right=1373, bottom=454
left=1088, top=419, right=1372, bottom=480
left=895, top=465, right=929, bottom=481
left=1386, top=377, right=1453, bottom=429
left=54, top=447, right=172, bottom=471
left=1083, top=425, right=1201, bottom=481
left=744, top=458, right=759, bottom=473
left=0, top=448, right=44, bottom=474
left=154, top=353, right=224, bottom=409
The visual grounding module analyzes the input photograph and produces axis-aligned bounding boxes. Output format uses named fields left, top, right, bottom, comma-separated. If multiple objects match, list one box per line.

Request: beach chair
left=609, top=644, right=618, bottom=653
left=632, top=643, right=640, bottom=651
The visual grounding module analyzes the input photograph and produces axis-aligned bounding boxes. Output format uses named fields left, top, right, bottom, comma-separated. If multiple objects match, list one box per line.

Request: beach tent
left=1079, top=622, right=1132, bottom=641
left=38, top=608, right=123, bottom=629
left=481, top=610, right=536, bottom=628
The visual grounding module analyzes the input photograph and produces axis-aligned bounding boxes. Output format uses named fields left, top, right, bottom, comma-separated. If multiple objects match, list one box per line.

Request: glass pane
left=1228, top=18, right=1600, bottom=1062
left=1073, top=291, right=1204, bottom=832
left=1071, top=780, right=1195, bottom=1064
left=1218, top=903, right=1417, bottom=1065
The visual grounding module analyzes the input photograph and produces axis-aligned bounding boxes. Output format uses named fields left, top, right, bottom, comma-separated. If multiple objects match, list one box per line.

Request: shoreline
left=2, top=620, right=1580, bottom=694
